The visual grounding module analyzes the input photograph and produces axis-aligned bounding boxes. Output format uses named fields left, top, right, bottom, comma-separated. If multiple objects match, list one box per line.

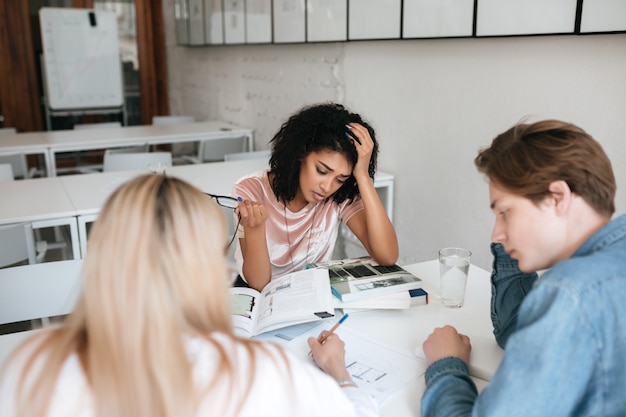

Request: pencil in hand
left=317, top=313, right=350, bottom=345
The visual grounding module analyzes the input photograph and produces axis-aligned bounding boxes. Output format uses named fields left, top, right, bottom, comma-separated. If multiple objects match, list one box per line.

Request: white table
left=0, top=177, right=80, bottom=260
left=0, top=133, right=52, bottom=177
left=0, top=259, right=499, bottom=417
left=58, top=159, right=395, bottom=258
left=0, top=121, right=254, bottom=176
left=346, top=260, right=502, bottom=416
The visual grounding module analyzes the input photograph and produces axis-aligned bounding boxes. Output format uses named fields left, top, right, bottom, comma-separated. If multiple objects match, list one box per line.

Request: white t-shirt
left=233, top=170, right=364, bottom=281
left=0, top=332, right=378, bottom=417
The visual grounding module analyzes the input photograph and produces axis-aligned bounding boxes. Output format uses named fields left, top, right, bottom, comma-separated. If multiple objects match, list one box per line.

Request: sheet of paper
left=256, top=321, right=427, bottom=404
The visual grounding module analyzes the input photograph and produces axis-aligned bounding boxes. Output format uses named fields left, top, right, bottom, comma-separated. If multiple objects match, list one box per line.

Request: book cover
left=307, top=257, right=423, bottom=302
left=230, top=268, right=335, bottom=337
left=334, top=287, right=429, bottom=311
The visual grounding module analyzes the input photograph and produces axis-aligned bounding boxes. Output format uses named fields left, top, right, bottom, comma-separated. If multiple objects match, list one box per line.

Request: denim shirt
left=421, top=214, right=626, bottom=417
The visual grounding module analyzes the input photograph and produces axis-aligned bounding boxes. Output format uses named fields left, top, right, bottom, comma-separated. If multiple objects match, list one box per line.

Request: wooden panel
left=135, top=0, right=169, bottom=124
left=0, top=2, right=43, bottom=132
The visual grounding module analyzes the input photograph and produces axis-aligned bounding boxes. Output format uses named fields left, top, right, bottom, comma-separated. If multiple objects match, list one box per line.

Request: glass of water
left=438, top=247, right=472, bottom=308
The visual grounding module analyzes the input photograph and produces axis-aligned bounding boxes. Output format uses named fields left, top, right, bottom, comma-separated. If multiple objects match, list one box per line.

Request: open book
left=230, top=268, right=335, bottom=337
left=307, top=257, right=423, bottom=302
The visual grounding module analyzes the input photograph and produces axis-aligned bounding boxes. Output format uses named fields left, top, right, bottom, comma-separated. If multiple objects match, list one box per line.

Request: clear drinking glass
left=438, top=247, right=471, bottom=308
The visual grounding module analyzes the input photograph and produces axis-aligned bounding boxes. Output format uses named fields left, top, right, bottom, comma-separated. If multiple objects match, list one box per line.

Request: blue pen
left=318, top=313, right=349, bottom=344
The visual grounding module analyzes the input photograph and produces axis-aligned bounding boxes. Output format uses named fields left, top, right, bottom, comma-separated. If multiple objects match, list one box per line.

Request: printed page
left=230, top=287, right=261, bottom=338
left=254, top=268, right=334, bottom=334
left=264, top=321, right=427, bottom=404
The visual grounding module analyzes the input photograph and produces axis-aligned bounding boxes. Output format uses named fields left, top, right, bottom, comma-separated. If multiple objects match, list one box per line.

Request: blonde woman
left=0, top=175, right=378, bottom=417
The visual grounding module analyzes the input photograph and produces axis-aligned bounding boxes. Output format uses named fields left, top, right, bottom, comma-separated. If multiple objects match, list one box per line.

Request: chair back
left=198, top=136, right=247, bottom=163
left=74, top=122, right=122, bottom=130
left=0, top=260, right=83, bottom=325
left=224, top=150, right=271, bottom=162
left=0, top=163, right=14, bottom=182
left=103, top=152, right=172, bottom=173
left=105, top=144, right=149, bottom=155
left=152, top=115, right=195, bottom=125
left=0, top=223, right=38, bottom=268
left=0, top=154, right=29, bottom=179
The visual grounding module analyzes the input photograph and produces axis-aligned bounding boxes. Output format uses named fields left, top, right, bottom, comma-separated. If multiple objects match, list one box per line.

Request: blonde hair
left=9, top=174, right=290, bottom=417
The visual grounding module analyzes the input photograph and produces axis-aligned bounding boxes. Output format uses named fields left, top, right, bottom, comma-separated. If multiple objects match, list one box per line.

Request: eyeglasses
left=205, top=193, right=240, bottom=249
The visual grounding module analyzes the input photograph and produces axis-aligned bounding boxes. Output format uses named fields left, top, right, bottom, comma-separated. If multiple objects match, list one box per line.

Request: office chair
left=104, top=144, right=149, bottom=155
left=151, top=115, right=195, bottom=125
left=0, top=223, right=48, bottom=269
left=0, top=163, right=13, bottom=182
left=0, top=260, right=83, bottom=330
left=152, top=115, right=196, bottom=164
left=102, top=151, right=173, bottom=173
left=64, top=122, right=124, bottom=174
left=73, top=122, right=122, bottom=130
left=196, top=136, right=248, bottom=163
left=0, top=127, right=35, bottom=179
left=224, top=150, right=271, bottom=162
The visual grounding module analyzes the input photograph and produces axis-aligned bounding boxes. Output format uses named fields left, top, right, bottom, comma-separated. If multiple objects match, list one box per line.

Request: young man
left=421, top=120, right=626, bottom=416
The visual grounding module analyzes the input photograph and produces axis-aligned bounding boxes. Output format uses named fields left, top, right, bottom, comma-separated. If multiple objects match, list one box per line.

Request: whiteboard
left=39, top=7, right=123, bottom=110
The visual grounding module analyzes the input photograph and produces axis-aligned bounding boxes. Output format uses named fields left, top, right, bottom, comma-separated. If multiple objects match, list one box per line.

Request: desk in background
left=0, top=133, right=52, bottom=177
left=58, top=159, right=395, bottom=257
left=0, top=177, right=80, bottom=260
left=0, top=260, right=500, bottom=417
left=0, top=159, right=393, bottom=260
left=0, top=121, right=254, bottom=177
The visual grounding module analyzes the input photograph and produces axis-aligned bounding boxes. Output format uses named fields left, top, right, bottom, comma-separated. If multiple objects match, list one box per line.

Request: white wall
left=163, top=0, right=626, bottom=270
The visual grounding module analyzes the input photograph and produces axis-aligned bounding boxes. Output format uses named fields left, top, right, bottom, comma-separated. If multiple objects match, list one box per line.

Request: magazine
left=307, top=257, right=423, bottom=302
left=230, top=268, right=335, bottom=337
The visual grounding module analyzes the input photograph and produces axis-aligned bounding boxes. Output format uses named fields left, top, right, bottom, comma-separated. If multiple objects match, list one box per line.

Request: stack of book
left=307, top=257, right=428, bottom=311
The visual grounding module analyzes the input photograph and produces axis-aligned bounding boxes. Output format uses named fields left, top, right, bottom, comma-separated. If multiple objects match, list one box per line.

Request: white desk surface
left=0, top=177, right=76, bottom=224
left=346, top=260, right=501, bottom=416
left=0, top=133, right=49, bottom=154
left=0, top=121, right=255, bottom=177
left=58, top=159, right=271, bottom=216
left=0, top=259, right=498, bottom=417
left=59, top=159, right=394, bottom=216
left=43, top=120, right=254, bottom=151
left=0, top=121, right=253, bottom=152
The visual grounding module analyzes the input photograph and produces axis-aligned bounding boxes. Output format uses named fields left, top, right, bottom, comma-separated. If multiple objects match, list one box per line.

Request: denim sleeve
left=490, top=243, right=538, bottom=349
left=421, top=357, right=478, bottom=417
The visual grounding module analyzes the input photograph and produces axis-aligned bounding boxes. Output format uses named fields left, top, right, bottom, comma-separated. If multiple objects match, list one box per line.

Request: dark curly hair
left=269, top=102, right=379, bottom=204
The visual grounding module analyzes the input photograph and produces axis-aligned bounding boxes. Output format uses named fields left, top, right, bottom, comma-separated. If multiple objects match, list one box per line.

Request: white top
left=233, top=170, right=364, bottom=281
left=0, top=332, right=378, bottom=417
